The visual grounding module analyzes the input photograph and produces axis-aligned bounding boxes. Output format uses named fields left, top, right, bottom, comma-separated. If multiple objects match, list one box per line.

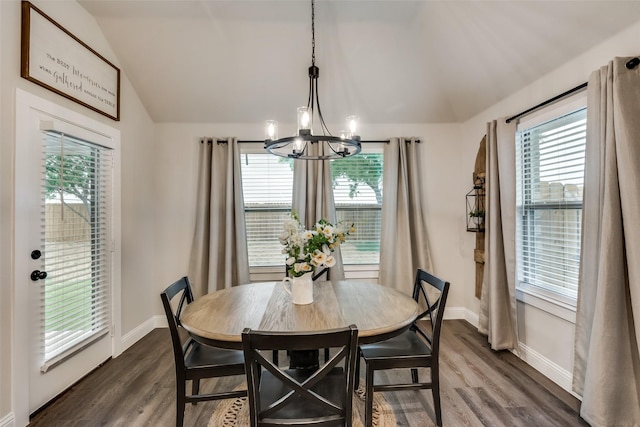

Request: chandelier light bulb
left=297, top=106, right=311, bottom=135
left=293, top=137, right=304, bottom=154
left=336, top=131, right=348, bottom=154
left=346, top=116, right=359, bottom=136
left=265, top=120, right=278, bottom=140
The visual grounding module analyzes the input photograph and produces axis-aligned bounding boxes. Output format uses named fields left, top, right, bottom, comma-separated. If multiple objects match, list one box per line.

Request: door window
left=40, top=131, right=113, bottom=372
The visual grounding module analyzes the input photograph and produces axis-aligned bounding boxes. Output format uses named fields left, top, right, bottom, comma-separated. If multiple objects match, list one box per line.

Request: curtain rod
left=505, top=82, right=587, bottom=124
left=206, top=139, right=421, bottom=144
left=506, top=57, right=639, bottom=124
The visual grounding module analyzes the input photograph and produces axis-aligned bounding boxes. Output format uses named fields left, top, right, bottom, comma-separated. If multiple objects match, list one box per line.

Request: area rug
left=208, top=385, right=396, bottom=427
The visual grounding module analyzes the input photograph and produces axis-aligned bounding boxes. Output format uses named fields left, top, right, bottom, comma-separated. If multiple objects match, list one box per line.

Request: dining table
left=180, top=279, right=419, bottom=368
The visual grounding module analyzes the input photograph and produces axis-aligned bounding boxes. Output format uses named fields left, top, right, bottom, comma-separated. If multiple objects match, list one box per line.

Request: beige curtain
left=478, top=119, right=518, bottom=351
left=188, top=137, right=250, bottom=297
left=379, top=137, right=432, bottom=295
left=292, top=142, right=345, bottom=280
left=572, top=57, right=640, bottom=425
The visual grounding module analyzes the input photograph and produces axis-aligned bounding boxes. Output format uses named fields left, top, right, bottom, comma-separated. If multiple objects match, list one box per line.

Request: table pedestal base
left=288, top=349, right=320, bottom=371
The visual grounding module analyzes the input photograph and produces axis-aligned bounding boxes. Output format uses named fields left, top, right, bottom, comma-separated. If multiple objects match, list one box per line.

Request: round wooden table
left=180, top=280, right=419, bottom=350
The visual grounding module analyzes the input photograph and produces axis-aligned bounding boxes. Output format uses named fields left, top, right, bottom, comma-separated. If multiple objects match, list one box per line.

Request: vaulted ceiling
left=79, top=1, right=640, bottom=124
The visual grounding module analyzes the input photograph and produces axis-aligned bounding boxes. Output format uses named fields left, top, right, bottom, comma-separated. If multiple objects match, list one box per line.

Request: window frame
left=515, top=93, right=586, bottom=312
left=240, top=142, right=385, bottom=282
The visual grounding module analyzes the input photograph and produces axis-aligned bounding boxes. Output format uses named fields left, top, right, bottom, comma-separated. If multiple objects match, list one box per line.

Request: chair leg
left=365, top=365, right=375, bottom=427
left=191, top=379, right=200, bottom=405
left=432, top=369, right=442, bottom=426
left=324, top=347, right=330, bottom=362
left=177, top=381, right=186, bottom=427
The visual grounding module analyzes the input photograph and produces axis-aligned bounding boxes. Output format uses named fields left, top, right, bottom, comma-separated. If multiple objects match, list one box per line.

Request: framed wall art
left=21, top=1, right=121, bottom=121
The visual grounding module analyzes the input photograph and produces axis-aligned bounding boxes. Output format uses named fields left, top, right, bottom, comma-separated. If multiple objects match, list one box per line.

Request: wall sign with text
left=21, top=1, right=121, bottom=121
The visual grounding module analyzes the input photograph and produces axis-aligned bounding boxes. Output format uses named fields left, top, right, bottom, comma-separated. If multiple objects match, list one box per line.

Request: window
left=331, top=150, right=384, bottom=265
left=240, top=144, right=384, bottom=269
left=516, top=105, right=586, bottom=303
left=41, top=130, right=113, bottom=371
left=241, top=151, right=294, bottom=267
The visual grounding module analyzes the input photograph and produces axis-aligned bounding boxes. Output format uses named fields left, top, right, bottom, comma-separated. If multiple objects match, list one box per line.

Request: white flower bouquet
left=279, top=212, right=355, bottom=278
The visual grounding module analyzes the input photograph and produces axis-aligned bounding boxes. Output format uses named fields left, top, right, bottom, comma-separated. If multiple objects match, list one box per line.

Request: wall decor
left=21, top=1, right=120, bottom=121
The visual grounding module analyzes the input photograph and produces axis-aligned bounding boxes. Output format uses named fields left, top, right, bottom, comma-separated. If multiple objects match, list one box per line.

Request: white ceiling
left=79, top=0, right=640, bottom=124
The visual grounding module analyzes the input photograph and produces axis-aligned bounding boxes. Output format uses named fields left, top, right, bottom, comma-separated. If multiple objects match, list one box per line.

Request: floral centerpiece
left=280, top=212, right=355, bottom=278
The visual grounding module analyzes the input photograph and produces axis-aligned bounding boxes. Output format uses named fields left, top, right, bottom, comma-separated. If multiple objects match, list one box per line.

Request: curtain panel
left=379, top=137, right=432, bottom=295
left=478, top=119, right=519, bottom=351
left=188, top=137, right=250, bottom=296
left=573, top=57, right=640, bottom=426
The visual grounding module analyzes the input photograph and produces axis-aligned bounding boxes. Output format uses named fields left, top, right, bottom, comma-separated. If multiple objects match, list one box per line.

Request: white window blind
left=331, top=151, right=384, bottom=265
left=240, top=148, right=384, bottom=268
left=241, top=153, right=294, bottom=267
left=41, top=131, right=112, bottom=372
left=516, top=107, right=586, bottom=300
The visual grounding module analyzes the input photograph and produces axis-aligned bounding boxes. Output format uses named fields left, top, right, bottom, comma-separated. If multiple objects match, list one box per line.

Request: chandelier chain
left=311, top=0, right=315, bottom=66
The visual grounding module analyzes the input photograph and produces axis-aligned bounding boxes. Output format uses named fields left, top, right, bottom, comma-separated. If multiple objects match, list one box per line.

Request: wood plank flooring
left=29, top=320, right=588, bottom=426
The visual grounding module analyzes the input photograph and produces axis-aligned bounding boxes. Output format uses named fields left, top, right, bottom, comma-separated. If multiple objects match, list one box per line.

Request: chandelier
left=264, top=0, right=361, bottom=160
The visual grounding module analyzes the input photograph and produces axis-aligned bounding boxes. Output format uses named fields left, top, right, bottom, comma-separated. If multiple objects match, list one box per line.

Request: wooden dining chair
left=242, top=325, right=359, bottom=426
left=161, top=276, right=247, bottom=427
left=356, top=269, right=450, bottom=427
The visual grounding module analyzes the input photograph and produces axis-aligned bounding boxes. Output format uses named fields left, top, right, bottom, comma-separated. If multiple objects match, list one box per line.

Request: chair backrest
left=412, top=269, right=450, bottom=357
left=312, top=268, right=330, bottom=281
left=284, top=266, right=330, bottom=281
left=242, top=325, right=358, bottom=426
left=160, top=276, right=195, bottom=372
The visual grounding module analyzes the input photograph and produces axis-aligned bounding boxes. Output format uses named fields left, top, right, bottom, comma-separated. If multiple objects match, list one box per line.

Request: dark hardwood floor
left=29, top=320, right=587, bottom=426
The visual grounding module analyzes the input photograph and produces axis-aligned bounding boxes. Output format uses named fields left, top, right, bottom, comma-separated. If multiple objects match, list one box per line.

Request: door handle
left=31, top=270, right=48, bottom=281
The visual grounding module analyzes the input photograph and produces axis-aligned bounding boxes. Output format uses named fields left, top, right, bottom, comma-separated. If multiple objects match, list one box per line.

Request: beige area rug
left=208, top=386, right=396, bottom=427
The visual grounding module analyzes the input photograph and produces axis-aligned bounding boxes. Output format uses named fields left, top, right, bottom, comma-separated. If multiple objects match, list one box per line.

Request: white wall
left=0, top=0, right=156, bottom=424
left=153, top=122, right=475, bottom=320
left=0, top=0, right=6, bottom=422
left=460, top=18, right=640, bottom=392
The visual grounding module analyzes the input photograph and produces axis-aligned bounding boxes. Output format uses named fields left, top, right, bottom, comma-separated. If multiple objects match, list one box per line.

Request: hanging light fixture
left=264, top=0, right=361, bottom=160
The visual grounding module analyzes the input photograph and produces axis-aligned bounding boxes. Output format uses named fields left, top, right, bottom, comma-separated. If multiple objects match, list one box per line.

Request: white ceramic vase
left=281, top=272, right=314, bottom=305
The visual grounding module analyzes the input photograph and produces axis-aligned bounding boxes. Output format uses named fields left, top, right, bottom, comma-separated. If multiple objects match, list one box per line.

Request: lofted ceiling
left=79, top=0, right=640, bottom=124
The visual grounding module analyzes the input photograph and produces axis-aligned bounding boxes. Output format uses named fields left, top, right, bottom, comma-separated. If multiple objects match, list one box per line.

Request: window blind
left=516, top=108, right=586, bottom=299
left=41, top=130, right=112, bottom=372
left=240, top=150, right=384, bottom=268
left=241, top=153, right=294, bottom=267
left=331, top=152, right=384, bottom=265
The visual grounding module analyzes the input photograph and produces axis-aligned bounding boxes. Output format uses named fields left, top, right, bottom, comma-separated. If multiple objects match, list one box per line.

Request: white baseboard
left=518, top=341, right=577, bottom=396
left=120, top=316, right=163, bottom=353
left=0, top=413, right=15, bottom=427
left=464, top=308, right=479, bottom=327
left=444, top=306, right=464, bottom=319
left=443, top=306, right=464, bottom=320
left=154, top=314, right=168, bottom=328
left=443, top=306, right=479, bottom=328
